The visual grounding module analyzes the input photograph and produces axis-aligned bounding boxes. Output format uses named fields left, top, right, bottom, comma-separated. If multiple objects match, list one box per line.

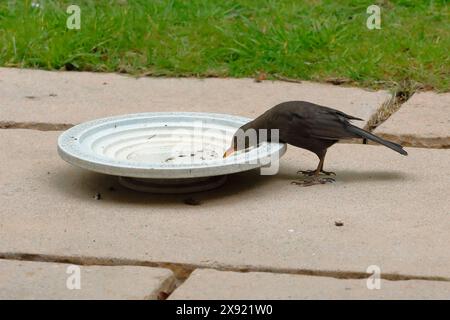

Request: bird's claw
left=297, top=170, right=336, bottom=176
left=296, top=170, right=315, bottom=176
left=291, top=177, right=335, bottom=187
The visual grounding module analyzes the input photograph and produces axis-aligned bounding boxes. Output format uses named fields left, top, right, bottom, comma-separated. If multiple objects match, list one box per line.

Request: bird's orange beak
left=223, top=146, right=235, bottom=158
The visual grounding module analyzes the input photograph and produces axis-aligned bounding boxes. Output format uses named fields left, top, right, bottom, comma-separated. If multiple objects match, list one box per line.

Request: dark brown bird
left=224, top=101, right=407, bottom=186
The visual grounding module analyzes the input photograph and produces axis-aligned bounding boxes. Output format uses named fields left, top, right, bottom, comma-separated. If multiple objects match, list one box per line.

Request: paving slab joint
left=0, top=255, right=184, bottom=300
left=365, top=84, right=416, bottom=132
left=0, top=252, right=195, bottom=281
left=0, top=121, right=73, bottom=131
left=1, top=252, right=449, bottom=285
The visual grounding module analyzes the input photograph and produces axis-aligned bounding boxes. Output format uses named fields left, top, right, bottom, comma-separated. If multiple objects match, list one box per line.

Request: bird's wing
left=257, top=101, right=363, bottom=142
left=290, top=109, right=358, bottom=140
left=315, top=106, right=363, bottom=121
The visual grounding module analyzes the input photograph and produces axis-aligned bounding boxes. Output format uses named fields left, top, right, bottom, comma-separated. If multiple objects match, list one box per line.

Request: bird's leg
left=292, top=152, right=335, bottom=187
left=297, top=152, right=336, bottom=176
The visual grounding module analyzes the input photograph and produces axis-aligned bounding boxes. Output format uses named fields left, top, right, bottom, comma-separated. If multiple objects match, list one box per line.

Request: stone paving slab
left=0, top=67, right=389, bottom=129
left=374, top=92, right=450, bottom=148
left=169, top=269, right=450, bottom=299
left=0, top=130, right=449, bottom=279
left=0, top=259, right=175, bottom=300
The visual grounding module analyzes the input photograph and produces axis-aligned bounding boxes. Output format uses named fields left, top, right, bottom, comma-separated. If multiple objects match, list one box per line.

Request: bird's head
left=223, top=122, right=258, bottom=158
left=223, top=135, right=240, bottom=158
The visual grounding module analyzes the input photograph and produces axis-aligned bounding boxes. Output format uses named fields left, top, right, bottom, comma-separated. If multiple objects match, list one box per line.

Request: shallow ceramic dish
left=57, top=112, right=286, bottom=193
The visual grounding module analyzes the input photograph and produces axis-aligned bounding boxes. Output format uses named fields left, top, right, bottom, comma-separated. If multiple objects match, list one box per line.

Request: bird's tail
left=347, top=124, right=408, bottom=156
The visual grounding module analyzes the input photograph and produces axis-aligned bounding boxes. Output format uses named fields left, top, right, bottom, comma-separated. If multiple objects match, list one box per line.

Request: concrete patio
left=0, top=68, right=449, bottom=299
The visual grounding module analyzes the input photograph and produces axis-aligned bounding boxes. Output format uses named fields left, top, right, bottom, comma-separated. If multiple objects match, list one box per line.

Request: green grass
left=0, top=0, right=449, bottom=91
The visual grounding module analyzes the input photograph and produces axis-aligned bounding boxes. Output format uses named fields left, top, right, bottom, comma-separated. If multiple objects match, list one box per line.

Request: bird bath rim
left=57, top=112, right=287, bottom=192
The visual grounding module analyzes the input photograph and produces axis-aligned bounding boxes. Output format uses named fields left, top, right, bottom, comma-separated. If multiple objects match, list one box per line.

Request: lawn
left=0, top=0, right=449, bottom=91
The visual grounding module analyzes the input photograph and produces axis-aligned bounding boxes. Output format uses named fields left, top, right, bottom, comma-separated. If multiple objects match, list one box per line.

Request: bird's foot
left=297, top=169, right=336, bottom=176
left=291, top=176, right=335, bottom=187
left=296, top=169, right=315, bottom=176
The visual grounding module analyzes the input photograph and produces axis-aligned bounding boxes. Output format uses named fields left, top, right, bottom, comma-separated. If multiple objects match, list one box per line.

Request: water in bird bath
left=110, top=128, right=229, bottom=165
left=125, top=142, right=223, bottom=164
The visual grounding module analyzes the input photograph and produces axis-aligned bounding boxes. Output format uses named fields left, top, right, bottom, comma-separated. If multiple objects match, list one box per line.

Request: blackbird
left=224, top=101, right=407, bottom=186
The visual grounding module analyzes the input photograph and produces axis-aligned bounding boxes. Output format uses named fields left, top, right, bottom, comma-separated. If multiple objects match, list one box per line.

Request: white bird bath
left=57, top=112, right=286, bottom=193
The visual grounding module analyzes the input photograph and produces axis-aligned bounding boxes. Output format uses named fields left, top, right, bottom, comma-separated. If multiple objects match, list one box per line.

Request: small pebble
left=184, top=198, right=201, bottom=206
left=335, top=220, right=344, bottom=227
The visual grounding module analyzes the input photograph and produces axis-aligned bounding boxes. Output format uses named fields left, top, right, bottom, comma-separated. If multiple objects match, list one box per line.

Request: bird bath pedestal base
left=118, top=175, right=228, bottom=194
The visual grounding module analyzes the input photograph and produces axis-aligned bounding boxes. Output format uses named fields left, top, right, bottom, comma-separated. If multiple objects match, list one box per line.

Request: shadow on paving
left=52, top=164, right=408, bottom=207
